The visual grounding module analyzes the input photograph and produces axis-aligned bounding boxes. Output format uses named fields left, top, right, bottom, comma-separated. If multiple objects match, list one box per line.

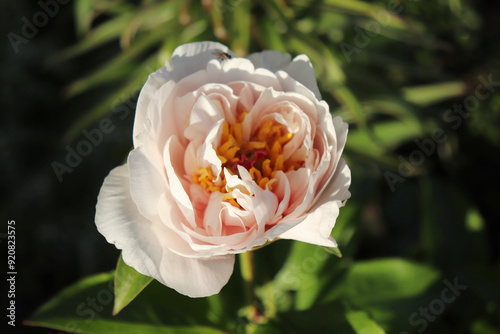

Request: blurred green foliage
left=30, top=0, right=500, bottom=333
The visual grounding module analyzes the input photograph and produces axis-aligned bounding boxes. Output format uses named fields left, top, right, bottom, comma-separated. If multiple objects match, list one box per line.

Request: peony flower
left=95, top=41, right=351, bottom=298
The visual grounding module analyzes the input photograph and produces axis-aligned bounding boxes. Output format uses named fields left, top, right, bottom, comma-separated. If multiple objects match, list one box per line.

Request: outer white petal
left=128, top=147, right=166, bottom=220
left=310, top=158, right=351, bottom=212
left=247, top=50, right=292, bottom=72
left=281, top=54, right=321, bottom=100
left=95, top=164, right=163, bottom=281
left=279, top=159, right=351, bottom=247
left=171, top=41, right=234, bottom=81
left=133, top=66, right=171, bottom=147
left=275, top=70, right=319, bottom=106
left=278, top=201, right=340, bottom=248
left=247, top=51, right=321, bottom=99
left=157, top=248, right=235, bottom=298
left=332, top=116, right=349, bottom=167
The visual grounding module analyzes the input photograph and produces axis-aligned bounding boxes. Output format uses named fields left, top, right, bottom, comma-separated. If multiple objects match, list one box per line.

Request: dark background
left=2, top=1, right=125, bottom=332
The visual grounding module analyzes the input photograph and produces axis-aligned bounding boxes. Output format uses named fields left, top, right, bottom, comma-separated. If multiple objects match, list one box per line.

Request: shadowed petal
left=95, top=164, right=163, bottom=281
left=279, top=159, right=351, bottom=247
left=157, top=248, right=235, bottom=298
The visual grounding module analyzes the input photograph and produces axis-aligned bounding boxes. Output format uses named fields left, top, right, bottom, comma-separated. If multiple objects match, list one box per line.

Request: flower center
left=193, top=113, right=297, bottom=207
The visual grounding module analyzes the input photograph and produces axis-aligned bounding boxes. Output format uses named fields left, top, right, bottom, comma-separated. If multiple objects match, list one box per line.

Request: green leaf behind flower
left=345, top=310, right=386, bottom=334
left=322, top=258, right=441, bottom=332
left=113, top=254, right=153, bottom=315
left=25, top=272, right=230, bottom=334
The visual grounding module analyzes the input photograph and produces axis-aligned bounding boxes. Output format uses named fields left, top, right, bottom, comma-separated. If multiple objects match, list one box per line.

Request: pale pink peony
left=95, top=41, right=351, bottom=297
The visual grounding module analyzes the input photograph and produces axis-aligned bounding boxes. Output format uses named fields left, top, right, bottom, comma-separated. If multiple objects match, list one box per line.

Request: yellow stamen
left=279, top=132, right=293, bottom=144
left=274, top=155, right=284, bottom=172
left=259, top=177, right=270, bottom=189
left=244, top=141, right=266, bottom=150
left=257, top=120, right=273, bottom=141
left=192, top=113, right=302, bottom=208
left=234, top=122, right=243, bottom=144
left=262, top=159, right=273, bottom=178
left=224, top=146, right=240, bottom=161
left=218, top=136, right=237, bottom=155
left=270, top=141, right=282, bottom=163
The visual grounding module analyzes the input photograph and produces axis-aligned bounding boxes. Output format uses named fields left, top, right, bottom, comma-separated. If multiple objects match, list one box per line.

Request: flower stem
left=239, top=250, right=254, bottom=285
left=239, top=251, right=260, bottom=322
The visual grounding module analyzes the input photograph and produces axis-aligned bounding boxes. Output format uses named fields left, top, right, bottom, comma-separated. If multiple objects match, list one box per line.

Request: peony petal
left=279, top=158, right=351, bottom=247
left=133, top=66, right=171, bottom=147
left=310, top=116, right=348, bottom=201
left=247, top=50, right=292, bottom=72
left=281, top=54, right=322, bottom=100
left=201, top=120, right=225, bottom=181
left=183, top=142, right=198, bottom=178
left=205, top=58, right=283, bottom=93
left=310, top=158, right=351, bottom=212
left=184, top=94, right=224, bottom=142
left=95, top=164, right=163, bottom=280
left=272, top=171, right=291, bottom=218
left=275, top=70, right=319, bottom=105
left=128, top=147, right=167, bottom=220
left=157, top=187, right=255, bottom=256
left=283, top=168, right=311, bottom=215
left=278, top=202, right=340, bottom=248
left=203, top=192, right=224, bottom=236
left=332, top=116, right=349, bottom=167
left=171, top=41, right=234, bottom=81
left=163, top=136, right=196, bottom=226
left=255, top=216, right=305, bottom=247
left=157, top=247, right=235, bottom=298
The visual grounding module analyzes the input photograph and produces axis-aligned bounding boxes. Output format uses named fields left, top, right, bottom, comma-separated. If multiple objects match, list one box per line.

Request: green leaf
left=362, top=97, right=421, bottom=123
left=62, top=55, right=161, bottom=143
left=328, top=258, right=440, bottom=302
left=119, top=2, right=180, bottom=49
left=470, top=314, right=500, bottom=334
left=113, top=254, right=153, bottom=315
left=331, top=84, right=367, bottom=129
left=66, top=27, right=167, bottom=97
left=257, top=18, right=287, bottom=52
left=345, top=310, right=386, bottom=334
left=322, top=0, right=389, bottom=17
left=346, top=119, right=422, bottom=161
left=322, top=258, right=441, bottom=332
left=230, top=0, right=252, bottom=55
left=402, top=81, right=467, bottom=107
left=265, top=241, right=346, bottom=312
left=26, top=272, right=228, bottom=334
left=74, top=0, right=94, bottom=36
left=47, top=13, right=135, bottom=65
left=275, top=300, right=356, bottom=334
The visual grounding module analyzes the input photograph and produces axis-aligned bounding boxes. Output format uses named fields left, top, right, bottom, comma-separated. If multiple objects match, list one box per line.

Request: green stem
left=239, top=250, right=254, bottom=279
left=239, top=251, right=259, bottom=322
